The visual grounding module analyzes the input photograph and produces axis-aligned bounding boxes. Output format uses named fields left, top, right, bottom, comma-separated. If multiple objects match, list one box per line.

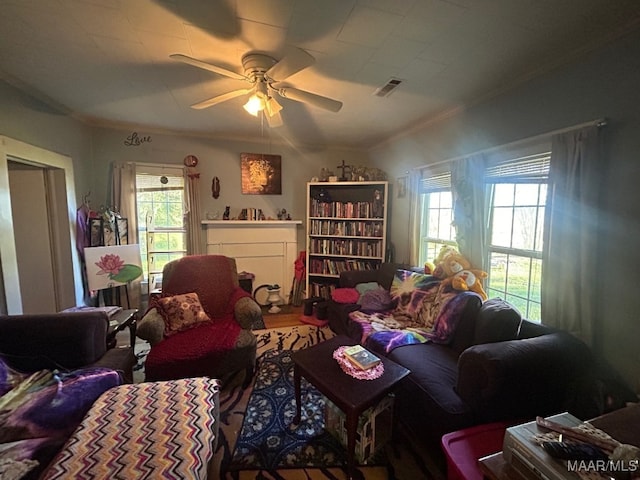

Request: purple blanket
left=0, top=359, right=122, bottom=480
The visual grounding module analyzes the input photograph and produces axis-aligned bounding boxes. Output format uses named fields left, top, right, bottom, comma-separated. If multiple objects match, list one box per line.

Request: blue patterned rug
left=228, top=349, right=353, bottom=470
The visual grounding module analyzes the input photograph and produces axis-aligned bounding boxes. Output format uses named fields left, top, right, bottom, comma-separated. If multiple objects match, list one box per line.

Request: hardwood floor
left=262, top=305, right=305, bottom=329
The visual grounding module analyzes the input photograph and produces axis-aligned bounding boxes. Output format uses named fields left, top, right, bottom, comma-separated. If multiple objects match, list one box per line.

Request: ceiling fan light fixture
left=265, top=96, right=282, bottom=117
left=243, top=94, right=264, bottom=116
left=243, top=80, right=270, bottom=116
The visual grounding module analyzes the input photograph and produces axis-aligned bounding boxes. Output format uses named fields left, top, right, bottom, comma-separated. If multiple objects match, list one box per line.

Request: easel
left=97, top=284, right=131, bottom=309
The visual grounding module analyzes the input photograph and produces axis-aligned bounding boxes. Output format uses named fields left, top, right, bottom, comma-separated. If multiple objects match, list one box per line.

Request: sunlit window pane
left=135, top=171, right=186, bottom=284
left=418, top=190, right=456, bottom=266
left=535, top=209, right=545, bottom=251
left=488, top=179, right=546, bottom=323
left=512, top=206, right=537, bottom=250
left=514, top=184, right=539, bottom=206
left=493, top=184, right=514, bottom=206
left=491, top=207, right=513, bottom=247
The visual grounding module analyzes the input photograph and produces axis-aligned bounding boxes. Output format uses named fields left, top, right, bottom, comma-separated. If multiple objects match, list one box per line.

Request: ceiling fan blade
left=191, top=88, right=252, bottom=109
left=170, top=54, right=247, bottom=81
left=266, top=47, right=315, bottom=81
left=276, top=87, right=343, bottom=113
left=265, top=110, right=283, bottom=128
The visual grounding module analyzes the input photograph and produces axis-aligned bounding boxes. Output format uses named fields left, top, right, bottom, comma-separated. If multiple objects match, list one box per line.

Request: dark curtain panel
left=542, top=126, right=603, bottom=347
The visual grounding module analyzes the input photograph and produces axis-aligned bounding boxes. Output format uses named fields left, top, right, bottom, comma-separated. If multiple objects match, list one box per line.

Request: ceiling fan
left=170, top=47, right=343, bottom=128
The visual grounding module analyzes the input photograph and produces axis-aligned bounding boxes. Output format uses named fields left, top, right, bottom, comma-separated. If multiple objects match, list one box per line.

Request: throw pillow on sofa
left=355, top=281, right=380, bottom=295
left=331, top=288, right=360, bottom=304
left=358, top=286, right=393, bottom=312
left=473, top=298, right=522, bottom=345
left=155, top=292, right=212, bottom=337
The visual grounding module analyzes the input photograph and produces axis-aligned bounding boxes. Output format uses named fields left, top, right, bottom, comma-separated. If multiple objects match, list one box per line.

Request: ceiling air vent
left=373, top=78, right=403, bottom=97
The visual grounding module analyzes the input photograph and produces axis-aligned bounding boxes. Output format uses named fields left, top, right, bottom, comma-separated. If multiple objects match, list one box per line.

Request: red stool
left=441, top=421, right=511, bottom=480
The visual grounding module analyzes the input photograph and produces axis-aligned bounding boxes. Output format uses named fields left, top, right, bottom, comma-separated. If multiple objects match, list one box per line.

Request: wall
left=0, top=81, right=92, bottom=308
left=0, top=81, right=94, bottom=196
left=89, top=127, right=370, bottom=251
left=370, top=28, right=640, bottom=392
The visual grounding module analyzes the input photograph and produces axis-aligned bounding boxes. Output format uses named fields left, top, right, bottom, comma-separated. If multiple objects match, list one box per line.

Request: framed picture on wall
left=241, top=152, right=282, bottom=194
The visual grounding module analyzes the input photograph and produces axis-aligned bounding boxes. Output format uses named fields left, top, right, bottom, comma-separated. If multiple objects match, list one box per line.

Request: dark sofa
left=0, top=311, right=135, bottom=479
left=327, top=265, right=638, bottom=448
left=0, top=311, right=136, bottom=382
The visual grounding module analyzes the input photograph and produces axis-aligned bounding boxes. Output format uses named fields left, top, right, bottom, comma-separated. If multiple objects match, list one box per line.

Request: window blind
left=419, top=171, right=451, bottom=193
left=484, top=152, right=551, bottom=183
left=135, top=172, right=184, bottom=191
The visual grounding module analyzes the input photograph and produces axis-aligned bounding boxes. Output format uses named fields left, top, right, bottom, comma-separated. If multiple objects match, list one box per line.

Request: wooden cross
left=336, top=160, right=351, bottom=180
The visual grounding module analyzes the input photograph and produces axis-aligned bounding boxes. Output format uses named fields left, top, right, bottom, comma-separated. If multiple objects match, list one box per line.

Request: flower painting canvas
left=84, top=244, right=143, bottom=291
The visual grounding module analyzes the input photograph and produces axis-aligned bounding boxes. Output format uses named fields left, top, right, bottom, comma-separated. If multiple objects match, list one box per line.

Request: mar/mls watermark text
left=568, top=459, right=639, bottom=474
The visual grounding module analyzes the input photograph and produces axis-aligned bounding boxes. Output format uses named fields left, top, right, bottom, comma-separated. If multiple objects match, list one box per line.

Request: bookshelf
left=306, top=181, right=388, bottom=299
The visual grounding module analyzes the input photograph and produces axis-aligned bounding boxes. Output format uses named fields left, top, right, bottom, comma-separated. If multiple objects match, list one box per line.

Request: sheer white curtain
left=185, top=167, right=202, bottom=255
left=451, top=153, right=487, bottom=270
left=542, top=125, right=603, bottom=346
left=110, top=162, right=142, bottom=309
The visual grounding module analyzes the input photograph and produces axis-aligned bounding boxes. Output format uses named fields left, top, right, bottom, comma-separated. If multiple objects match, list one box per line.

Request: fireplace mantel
left=202, top=220, right=302, bottom=303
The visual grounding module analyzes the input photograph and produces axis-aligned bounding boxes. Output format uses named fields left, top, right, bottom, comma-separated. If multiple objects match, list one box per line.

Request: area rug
left=132, top=324, right=442, bottom=479
left=228, top=349, right=360, bottom=471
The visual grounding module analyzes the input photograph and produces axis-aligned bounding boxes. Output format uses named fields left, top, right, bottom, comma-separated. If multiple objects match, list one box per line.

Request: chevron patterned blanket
left=42, top=377, right=220, bottom=479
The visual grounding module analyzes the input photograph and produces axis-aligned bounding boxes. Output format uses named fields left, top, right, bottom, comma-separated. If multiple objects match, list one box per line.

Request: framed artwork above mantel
left=241, top=152, right=282, bottom=195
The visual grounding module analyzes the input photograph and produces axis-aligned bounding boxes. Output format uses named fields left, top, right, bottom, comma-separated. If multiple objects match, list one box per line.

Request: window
left=417, top=171, right=456, bottom=266
left=485, top=153, right=550, bottom=321
left=135, top=166, right=187, bottom=290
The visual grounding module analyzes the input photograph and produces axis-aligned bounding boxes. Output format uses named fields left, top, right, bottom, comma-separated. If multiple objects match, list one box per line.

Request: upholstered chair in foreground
left=140, top=255, right=263, bottom=386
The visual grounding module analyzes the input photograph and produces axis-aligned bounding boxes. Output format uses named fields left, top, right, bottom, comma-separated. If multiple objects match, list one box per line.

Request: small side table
left=292, top=335, right=410, bottom=479
left=106, top=309, right=138, bottom=350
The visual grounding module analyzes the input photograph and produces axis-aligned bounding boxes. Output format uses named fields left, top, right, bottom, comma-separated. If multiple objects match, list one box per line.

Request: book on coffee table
left=343, top=345, right=381, bottom=370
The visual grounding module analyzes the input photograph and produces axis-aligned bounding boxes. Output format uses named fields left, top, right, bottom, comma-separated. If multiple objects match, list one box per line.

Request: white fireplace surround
left=202, top=220, right=302, bottom=304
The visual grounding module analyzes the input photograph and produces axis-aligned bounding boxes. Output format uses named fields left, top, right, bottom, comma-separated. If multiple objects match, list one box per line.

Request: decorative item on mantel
left=211, top=176, right=220, bottom=198
left=239, top=208, right=267, bottom=221
left=276, top=208, right=292, bottom=220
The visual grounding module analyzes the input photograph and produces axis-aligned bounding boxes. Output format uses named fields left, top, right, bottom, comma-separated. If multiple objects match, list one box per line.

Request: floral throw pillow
left=157, top=292, right=212, bottom=337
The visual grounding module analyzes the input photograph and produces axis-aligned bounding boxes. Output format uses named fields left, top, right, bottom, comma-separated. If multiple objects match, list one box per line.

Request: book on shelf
left=343, top=345, right=381, bottom=370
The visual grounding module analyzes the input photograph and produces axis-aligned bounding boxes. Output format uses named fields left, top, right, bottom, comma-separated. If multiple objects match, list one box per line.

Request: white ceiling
left=1, top=0, right=639, bottom=149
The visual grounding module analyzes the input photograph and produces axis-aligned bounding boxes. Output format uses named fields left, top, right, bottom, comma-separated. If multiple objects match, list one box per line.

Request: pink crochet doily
left=333, top=346, right=384, bottom=380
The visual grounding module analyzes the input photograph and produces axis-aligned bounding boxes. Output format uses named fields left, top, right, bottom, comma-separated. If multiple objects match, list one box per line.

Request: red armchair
left=142, top=255, right=263, bottom=386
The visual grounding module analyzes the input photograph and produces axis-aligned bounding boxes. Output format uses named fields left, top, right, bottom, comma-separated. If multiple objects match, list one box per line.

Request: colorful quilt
left=42, top=377, right=220, bottom=480
left=349, top=270, right=481, bottom=353
left=0, top=359, right=122, bottom=480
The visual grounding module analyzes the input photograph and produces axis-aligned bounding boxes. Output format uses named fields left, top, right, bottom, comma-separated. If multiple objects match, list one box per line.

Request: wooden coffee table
left=292, top=335, right=410, bottom=479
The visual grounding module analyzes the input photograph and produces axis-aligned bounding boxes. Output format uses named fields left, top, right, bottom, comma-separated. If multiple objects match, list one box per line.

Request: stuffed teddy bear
left=450, top=268, right=488, bottom=300
left=432, top=247, right=488, bottom=300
